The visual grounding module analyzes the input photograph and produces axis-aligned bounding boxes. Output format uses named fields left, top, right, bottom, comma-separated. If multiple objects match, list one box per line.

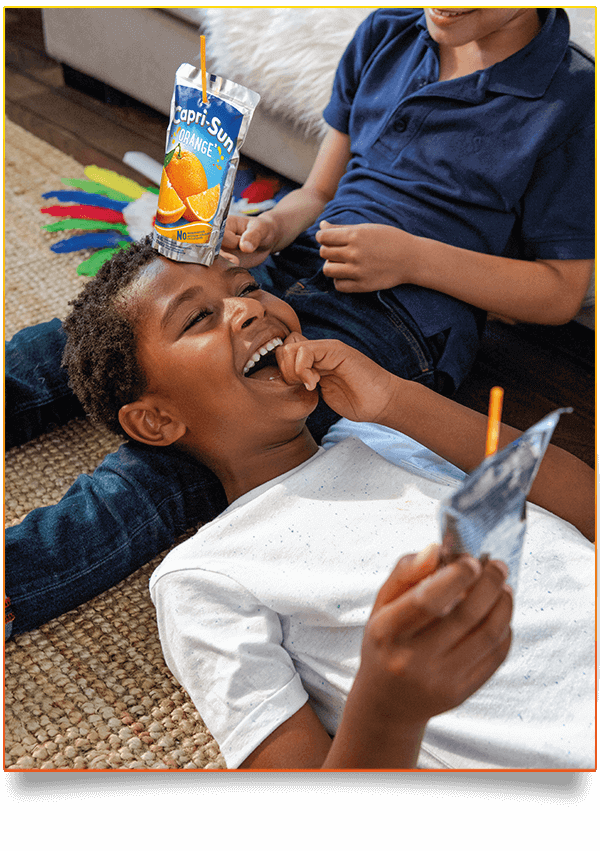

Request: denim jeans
left=5, top=250, right=483, bottom=634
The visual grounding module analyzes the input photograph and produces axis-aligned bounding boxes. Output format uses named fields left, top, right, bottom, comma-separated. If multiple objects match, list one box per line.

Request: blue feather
left=50, top=232, right=133, bottom=253
left=42, top=190, right=128, bottom=211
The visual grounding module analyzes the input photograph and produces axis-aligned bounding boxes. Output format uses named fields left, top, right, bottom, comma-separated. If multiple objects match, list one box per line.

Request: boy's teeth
left=432, top=9, right=469, bottom=17
left=243, top=337, right=283, bottom=375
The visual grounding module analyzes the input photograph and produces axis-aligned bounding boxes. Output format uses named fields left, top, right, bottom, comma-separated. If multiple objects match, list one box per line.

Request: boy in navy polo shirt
left=223, top=7, right=594, bottom=394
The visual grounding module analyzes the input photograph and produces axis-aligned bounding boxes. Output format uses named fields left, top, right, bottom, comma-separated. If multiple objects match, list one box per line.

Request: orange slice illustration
left=156, top=171, right=186, bottom=224
left=183, top=184, right=221, bottom=223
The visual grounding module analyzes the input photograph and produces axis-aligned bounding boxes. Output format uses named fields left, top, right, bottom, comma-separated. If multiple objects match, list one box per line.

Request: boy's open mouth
left=243, top=337, right=284, bottom=380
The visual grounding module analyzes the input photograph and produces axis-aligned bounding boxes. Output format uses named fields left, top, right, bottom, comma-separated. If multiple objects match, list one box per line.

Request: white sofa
left=41, top=7, right=595, bottom=326
left=41, top=7, right=371, bottom=185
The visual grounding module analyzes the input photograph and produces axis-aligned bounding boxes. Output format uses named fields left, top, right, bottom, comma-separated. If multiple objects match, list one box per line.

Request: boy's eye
left=183, top=309, right=211, bottom=331
left=239, top=282, right=261, bottom=296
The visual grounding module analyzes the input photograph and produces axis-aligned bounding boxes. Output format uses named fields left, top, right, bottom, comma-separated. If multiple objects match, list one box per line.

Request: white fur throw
left=202, top=7, right=371, bottom=139
left=567, top=8, right=595, bottom=56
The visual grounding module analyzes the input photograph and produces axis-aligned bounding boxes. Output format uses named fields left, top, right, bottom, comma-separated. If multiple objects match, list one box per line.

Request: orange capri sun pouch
left=153, top=62, right=260, bottom=265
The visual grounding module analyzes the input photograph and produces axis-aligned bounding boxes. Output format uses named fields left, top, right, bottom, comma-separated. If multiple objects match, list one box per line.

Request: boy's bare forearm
left=378, top=378, right=595, bottom=540
left=265, top=186, right=332, bottom=254
left=409, top=235, right=592, bottom=325
left=379, top=378, right=509, bottom=470
left=322, top=698, right=425, bottom=769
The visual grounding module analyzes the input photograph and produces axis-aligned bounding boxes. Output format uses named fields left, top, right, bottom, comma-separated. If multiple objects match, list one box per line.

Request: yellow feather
left=84, top=166, right=146, bottom=200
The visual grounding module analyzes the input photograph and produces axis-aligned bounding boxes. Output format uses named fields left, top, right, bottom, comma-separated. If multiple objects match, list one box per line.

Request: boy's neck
left=437, top=10, right=542, bottom=81
left=208, top=426, right=319, bottom=504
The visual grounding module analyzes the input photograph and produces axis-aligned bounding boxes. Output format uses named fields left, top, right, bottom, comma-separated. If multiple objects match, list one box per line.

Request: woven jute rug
left=4, top=119, right=226, bottom=770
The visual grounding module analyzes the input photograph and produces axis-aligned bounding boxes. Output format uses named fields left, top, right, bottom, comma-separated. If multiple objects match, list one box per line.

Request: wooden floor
left=5, top=9, right=596, bottom=467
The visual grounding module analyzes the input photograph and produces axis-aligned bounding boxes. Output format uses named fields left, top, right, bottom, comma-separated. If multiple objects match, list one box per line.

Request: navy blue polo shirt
left=319, top=8, right=594, bottom=263
left=304, top=6, right=594, bottom=363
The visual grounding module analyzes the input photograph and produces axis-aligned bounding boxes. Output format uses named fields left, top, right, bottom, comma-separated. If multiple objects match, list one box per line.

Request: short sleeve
left=519, top=122, right=595, bottom=260
left=151, top=569, right=309, bottom=768
left=323, top=12, right=376, bottom=133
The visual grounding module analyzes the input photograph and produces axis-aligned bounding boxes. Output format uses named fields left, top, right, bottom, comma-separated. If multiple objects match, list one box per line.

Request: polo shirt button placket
left=393, top=116, right=408, bottom=133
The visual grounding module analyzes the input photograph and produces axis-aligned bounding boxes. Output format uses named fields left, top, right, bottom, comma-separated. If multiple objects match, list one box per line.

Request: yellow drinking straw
left=485, top=386, right=504, bottom=456
left=200, top=35, right=208, bottom=104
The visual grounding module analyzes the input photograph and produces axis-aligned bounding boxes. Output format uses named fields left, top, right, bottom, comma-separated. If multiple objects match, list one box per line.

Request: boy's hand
left=220, top=213, right=280, bottom=268
left=316, top=220, right=417, bottom=292
left=276, top=335, right=397, bottom=423
left=355, top=543, right=513, bottom=731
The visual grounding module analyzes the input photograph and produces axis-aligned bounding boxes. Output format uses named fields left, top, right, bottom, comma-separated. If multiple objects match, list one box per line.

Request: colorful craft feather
left=40, top=165, right=159, bottom=276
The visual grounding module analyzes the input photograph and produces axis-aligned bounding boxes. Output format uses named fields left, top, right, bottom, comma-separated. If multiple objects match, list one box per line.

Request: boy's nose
left=227, top=296, right=265, bottom=331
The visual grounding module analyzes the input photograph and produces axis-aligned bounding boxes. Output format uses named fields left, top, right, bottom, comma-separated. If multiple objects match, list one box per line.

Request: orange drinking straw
left=485, top=386, right=504, bottom=456
left=200, top=35, right=208, bottom=104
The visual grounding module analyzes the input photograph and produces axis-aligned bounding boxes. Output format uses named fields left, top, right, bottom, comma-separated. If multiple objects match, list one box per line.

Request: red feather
left=40, top=204, right=126, bottom=223
left=241, top=178, right=280, bottom=203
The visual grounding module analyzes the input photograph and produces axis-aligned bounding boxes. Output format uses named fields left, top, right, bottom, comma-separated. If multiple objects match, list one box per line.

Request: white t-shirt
left=150, top=422, right=595, bottom=769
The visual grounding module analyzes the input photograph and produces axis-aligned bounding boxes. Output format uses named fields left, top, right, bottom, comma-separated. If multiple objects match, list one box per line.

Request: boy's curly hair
left=62, top=236, right=161, bottom=437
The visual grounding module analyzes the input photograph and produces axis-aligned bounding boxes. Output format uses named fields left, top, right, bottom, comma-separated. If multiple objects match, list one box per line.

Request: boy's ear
left=118, top=397, right=187, bottom=446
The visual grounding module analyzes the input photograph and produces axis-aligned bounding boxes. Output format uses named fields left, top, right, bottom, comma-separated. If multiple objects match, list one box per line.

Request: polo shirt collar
left=416, top=9, right=570, bottom=100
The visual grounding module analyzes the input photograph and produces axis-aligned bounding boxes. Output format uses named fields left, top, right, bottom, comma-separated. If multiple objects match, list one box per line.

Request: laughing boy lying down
left=62, top=242, right=595, bottom=770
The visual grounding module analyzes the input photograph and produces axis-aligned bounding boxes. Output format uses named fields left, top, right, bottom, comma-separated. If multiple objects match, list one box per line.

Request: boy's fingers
left=322, top=261, right=357, bottom=282
left=220, top=229, right=240, bottom=251
left=445, top=591, right=513, bottom=693
left=373, top=546, right=481, bottom=638
left=294, top=365, right=319, bottom=391
left=293, top=346, right=320, bottom=390
left=407, top=555, right=482, bottom=620
left=373, top=550, right=483, bottom=639
left=332, top=278, right=364, bottom=293
left=276, top=339, right=319, bottom=389
left=219, top=250, right=240, bottom=265
left=375, top=544, right=442, bottom=607
left=283, top=331, right=308, bottom=346
left=451, top=585, right=513, bottom=668
left=424, top=559, right=511, bottom=651
left=238, top=219, right=270, bottom=252
left=316, top=222, right=351, bottom=245
left=319, top=244, right=349, bottom=262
